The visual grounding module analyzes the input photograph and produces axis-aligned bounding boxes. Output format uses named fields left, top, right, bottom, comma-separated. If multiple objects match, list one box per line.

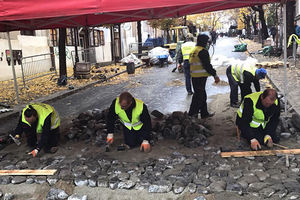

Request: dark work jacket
left=198, top=48, right=216, bottom=77
left=241, top=70, right=260, bottom=92
left=236, top=95, right=280, bottom=140
left=14, top=114, right=52, bottom=150
left=107, top=98, right=152, bottom=139
left=229, top=65, right=260, bottom=91
left=179, top=46, right=216, bottom=77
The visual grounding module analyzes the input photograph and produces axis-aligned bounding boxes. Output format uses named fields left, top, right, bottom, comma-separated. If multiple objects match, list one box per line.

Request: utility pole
left=137, top=21, right=142, bottom=58
left=58, top=28, right=67, bottom=85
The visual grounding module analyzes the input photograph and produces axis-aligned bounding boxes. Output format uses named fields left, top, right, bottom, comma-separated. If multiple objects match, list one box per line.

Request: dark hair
left=24, top=105, right=37, bottom=118
left=197, top=34, right=209, bottom=47
left=262, top=88, right=278, bottom=99
left=119, top=92, right=133, bottom=103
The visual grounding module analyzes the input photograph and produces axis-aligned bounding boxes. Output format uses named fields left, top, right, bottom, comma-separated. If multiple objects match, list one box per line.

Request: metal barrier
left=21, top=53, right=57, bottom=88
left=71, top=48, right=96, bottom=67
left=129, top=42, right=154, bottom=55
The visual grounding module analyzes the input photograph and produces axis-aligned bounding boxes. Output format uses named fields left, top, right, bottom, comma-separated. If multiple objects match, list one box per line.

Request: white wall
left=0, top=35, right=50, bottom=81
left=94, top=27, right=112, bottom=63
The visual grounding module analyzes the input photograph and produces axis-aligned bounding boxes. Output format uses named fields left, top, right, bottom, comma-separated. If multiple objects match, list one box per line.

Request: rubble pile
left=66, top=109, right=113, bottom=146
left=277, top=113, right=300, bottom=141
left=66, top=109, right=212, bottom=148
left=152, top=111, right=212, bottom=148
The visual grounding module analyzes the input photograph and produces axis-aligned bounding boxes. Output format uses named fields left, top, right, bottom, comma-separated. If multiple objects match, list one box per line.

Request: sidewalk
left=0, top=64, right=144, bottom=122
left=244, top=39, right=300, bottom=114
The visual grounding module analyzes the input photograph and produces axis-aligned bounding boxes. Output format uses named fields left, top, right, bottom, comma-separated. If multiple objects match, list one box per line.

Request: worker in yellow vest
left=106, top=92, right=152, bottom=152
left=188, top=34, right=220, bottom=118
left=226, top=64, right=267, bottom=108
left=178, top=34, right=195, bottom=95
left=13, top=103, right=60, bottom=157
left=236, top=89, right=280, bottom=150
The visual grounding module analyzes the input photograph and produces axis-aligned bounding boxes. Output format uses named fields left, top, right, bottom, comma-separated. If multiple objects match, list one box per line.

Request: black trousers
left=239, top=83, right=252, bottom=101
left=188, top=77, right=209, bottom=117
left=226, top=66, right=238, bottom=104
left=122, top=125, right=150, bottom=148
left=238, top=125, right=280, bottom=145
left=25, top=127, right=60, bottom=151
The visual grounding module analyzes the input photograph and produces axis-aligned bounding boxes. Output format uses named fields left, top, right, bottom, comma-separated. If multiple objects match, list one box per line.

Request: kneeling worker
left=106, top=92, right=152, bottom=152
left=13, top=103, right=60, bottom=157
left=236, top=88, right=280, bottom=150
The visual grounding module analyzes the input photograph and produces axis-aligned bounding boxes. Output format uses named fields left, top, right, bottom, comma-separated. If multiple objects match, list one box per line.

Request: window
left=20, top=30, right=35, bottom=36
left=90, top=29, right=104, bottom=47
left=50, top=29, right=57, bottom=47
left=66, top=28, right=75, bottom=46
left=99, top=30, right=105, bottom=45
left=93, top=30, right=100, bottom=46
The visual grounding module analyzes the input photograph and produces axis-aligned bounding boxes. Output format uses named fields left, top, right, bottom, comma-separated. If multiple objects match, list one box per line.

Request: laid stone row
left=2, top=153, right=300, bottom=199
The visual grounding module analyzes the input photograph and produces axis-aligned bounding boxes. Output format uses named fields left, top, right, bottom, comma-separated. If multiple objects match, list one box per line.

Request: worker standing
left=178, top=33, right=196, bottom=95
left=188, top=34, right=220, bottom=118
left=13, top=103, right=60, bottom=157
left=226, top=64, right=267, bottom=108
left=106, top=92, right=152, bottom=152
left=236, top=89, right=280, bottom=150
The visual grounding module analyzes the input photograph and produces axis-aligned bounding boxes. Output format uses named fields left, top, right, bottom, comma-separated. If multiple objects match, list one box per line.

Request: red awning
left=0, top=0, right=281, bottom=31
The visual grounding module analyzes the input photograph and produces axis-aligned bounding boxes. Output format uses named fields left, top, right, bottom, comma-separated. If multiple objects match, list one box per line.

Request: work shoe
left=230, top=103, right=240, bottom=108
left=201, top=112, right=215, bottom=119
left=188, top=91, right=194, bottom=95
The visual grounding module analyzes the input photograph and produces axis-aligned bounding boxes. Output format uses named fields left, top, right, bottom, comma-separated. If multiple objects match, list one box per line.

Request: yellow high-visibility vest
left=115, top=97, right=144, bottom=130
left=22, top=103, right=60, bottom=133
left=237, top=92, right=278, bottom=129
left=181, top=41, right=196, bottom=60
left=189, top=46, right=211, bottom=77
left=231, top=64, right=256, bottom=83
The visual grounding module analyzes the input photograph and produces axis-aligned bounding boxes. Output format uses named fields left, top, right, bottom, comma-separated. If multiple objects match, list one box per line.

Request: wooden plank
left=221, top=149, right=300, bottom=158
left=0, top=169, right=57, bottom=176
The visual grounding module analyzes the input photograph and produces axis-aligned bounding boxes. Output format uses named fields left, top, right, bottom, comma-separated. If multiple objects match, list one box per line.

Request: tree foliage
left=187, top=11, right=223, bottom=31
left=148, top=18, right=181, bottom=31
left=266, top=3, right=277, bottom=27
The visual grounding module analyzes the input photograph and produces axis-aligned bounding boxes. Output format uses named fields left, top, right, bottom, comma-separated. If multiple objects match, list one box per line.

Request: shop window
left=50, top=29, right=58, bottom=47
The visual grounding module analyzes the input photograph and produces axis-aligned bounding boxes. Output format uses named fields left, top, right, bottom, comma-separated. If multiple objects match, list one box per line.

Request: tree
left=286, top=1, right=296, bottom=56
left=251, top=5, right=269, bottom=40
left=187, top=11, right=223, bottom=31
left=250, top=10, right=258, bottom=35
left=148, top=18, right=181, bottom=43
left=266, top=3, right=277, bottom=28
left=239, top=8, right=251, bottom=37
left=148, top=20, right=160, bottom=38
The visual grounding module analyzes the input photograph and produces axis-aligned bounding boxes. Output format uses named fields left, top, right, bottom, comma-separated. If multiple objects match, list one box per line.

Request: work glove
left=264, top=135, right=273, bottom=148
left=106, top=133, right=114, bottom=145
left=15, top=134, right=20, bottom=139
left=28, top=149, right=39, bottom=157
left=250, top=139, right=261, bottom=151
left=140, top=140, right=151, bottom=153
left=214, top=76, right=220, bottom=84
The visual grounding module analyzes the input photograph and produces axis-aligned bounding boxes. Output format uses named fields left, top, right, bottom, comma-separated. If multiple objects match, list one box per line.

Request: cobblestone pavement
left=1, top=37, right=300, bottom=200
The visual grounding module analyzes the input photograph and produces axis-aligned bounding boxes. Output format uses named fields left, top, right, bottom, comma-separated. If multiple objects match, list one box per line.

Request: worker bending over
left=106, top=92, right=152, bottom=152
left=226, top=64, right=267, bottom=108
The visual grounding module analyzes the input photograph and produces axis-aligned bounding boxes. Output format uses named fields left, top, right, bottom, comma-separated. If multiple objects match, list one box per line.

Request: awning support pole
left=7, top=31, right=20, bottom=104
left=283, top=3, right=287, bottom=116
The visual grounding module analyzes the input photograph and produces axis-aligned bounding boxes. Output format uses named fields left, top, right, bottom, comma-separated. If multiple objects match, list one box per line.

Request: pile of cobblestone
left=66, top=109, right=212, bottom=149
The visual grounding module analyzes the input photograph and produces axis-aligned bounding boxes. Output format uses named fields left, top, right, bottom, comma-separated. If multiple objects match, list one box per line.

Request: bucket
left=126, top=62, right=135, bottom=74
